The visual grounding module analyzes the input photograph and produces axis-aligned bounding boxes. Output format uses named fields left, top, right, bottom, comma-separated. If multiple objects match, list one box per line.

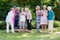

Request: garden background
left=0, top=0, right=60, bottom=29
left=0, top=0, right=60, bottom=40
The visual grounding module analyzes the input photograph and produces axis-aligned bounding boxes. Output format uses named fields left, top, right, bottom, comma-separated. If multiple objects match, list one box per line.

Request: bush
left=54, top=5, right=60, bottom=21
left=0, top=21, right=6, bottom=29
left=0, top=20, right=60, bottom=29
left=0, top=20, right=37, bottom=29
left=31, top=20, right=60, bottom=29
left=54, top=21, right=60, bottom=27
left=31, top=20, right=36, bottom=29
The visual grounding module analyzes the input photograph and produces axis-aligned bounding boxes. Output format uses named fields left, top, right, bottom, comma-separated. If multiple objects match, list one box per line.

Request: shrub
left=0, top=21, right=6, bottom=29
left=31, top=20, right=60, bottom=29
left=54, top=21, right=60, bottom=27
left=54, top=5, right=60, bottom=21
left=0, top=20, right=60, bottom=29
left=31, top=20, right=36, bottom=29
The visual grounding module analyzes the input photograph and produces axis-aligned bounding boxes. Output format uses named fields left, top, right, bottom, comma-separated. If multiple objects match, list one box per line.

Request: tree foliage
left=0, top=0, right=59, bottom=20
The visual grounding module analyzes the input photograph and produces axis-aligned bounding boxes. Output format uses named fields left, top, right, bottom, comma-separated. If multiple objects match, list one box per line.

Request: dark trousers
left=27, top=20, right=32, bottom=30
left=14, top=19, right=19, bottom=28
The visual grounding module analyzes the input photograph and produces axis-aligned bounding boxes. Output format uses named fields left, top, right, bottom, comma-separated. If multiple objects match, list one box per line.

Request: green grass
left=0, top=27, right=60, bottom=40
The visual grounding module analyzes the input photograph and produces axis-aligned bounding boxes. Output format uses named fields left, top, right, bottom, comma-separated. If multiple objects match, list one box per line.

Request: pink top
left=12, top=10, right=16, bottom=24
left=36, top=10, right=41, bottom=16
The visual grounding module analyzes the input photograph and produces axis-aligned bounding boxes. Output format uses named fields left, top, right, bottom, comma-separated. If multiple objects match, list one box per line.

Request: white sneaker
left=12, top=32, right=15, bottom=33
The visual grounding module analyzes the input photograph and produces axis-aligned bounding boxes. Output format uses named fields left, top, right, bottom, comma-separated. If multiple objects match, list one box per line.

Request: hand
left=53, top=16, right=55, bottom=18
left=42, top=14, right=43, bottom=16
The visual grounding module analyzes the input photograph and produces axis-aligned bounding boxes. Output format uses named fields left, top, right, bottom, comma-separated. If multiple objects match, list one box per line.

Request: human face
left=11, top=8, right=15, bottom=11
left=36, top=6, right=40, bottom=11
left=43, top=5, right=46, bottom=10
left=25, top=7, right=29, bottom=12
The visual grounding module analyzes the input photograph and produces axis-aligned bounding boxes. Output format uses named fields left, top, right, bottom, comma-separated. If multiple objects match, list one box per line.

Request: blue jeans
left=36, top=22, right=40, bottom=32
left=36, top=16, right=40, bottom=32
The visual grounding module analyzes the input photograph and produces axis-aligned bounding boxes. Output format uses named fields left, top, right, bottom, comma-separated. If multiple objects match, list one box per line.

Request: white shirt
left=5, top=11, right=14, bottom=23
left=19, top=12, right=26, bottom=21
left=26, top=10, right=32, bottom=20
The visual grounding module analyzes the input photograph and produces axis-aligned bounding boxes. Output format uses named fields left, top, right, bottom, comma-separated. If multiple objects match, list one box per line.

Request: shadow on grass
left=0, top=28, right=60, bottom=40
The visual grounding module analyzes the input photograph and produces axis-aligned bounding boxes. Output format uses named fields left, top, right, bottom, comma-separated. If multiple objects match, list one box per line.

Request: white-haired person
left=5, top=7, right=16, bottom=33
left=19, top=8, right=26, bottom=32
left=47, top=6, right=55, bottom=33
left=36, top=5, right=41, bottom=32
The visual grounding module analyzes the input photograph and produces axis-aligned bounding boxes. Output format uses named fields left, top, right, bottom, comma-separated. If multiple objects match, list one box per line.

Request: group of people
left=5, top=6, right=32, bottom=33
left=36, top=5, right=55, bottom=33
left=5, top=5, right=55, bottom=34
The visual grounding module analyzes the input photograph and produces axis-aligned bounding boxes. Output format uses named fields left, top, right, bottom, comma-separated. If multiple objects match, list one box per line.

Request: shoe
left=12, top=32, right=15, bottom=33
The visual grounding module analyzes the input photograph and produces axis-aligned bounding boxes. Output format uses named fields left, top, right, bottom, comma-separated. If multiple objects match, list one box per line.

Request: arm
left=19, top=13, right=21, bottom=18
left=36, top=11, right=38, bottom=16
left=30, top=11, right=32, bottom=20
left=46, top=10, right=48, bottom=16
left=29, top=11, right=32, bottom=23
left=52, top=11, right=55, bottom=18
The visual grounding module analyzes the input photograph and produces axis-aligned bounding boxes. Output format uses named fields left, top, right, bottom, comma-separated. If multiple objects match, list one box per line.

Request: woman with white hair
left=47, top=6, right=55, bottom=33
left=5, top=7, right=16, bottom=33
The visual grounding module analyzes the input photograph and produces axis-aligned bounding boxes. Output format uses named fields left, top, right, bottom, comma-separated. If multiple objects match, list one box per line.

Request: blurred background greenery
left=0, top=0, right=60, bottom=29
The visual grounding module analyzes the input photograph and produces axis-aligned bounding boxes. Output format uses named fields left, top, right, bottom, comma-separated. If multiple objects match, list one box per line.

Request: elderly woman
left=25, top=7, right=32, bottom=33
left=6, top=7, right=16, bottom=33
left=47, top=6, right=55, bottom=33
left=14, top=7, right=20, bottom=32
left=36, top=5, right=41, bottom=32
left=40, top=5, right=48, bottom=32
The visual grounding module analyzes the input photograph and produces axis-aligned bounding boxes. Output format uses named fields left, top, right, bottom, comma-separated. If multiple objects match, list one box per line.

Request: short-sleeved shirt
left=26, top=10, right=32, bottom=20
left=36, top=10, right=41, bottom=16
left=19, top=12, right=26, bottom=21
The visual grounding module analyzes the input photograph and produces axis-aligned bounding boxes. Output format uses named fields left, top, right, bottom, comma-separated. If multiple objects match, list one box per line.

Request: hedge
left=54, top=5, right=60, bottom=21
left=0, top=20, right=60, bottom=29
left=0, top=0, right=58, bottom=21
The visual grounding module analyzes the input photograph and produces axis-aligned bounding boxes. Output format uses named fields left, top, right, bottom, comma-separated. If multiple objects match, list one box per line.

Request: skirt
left=40, top=16, right=48, bottom=25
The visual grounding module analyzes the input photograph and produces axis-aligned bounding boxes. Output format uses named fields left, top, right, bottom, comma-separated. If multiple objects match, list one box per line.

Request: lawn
left=0, top=27, right=60, bottom=40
